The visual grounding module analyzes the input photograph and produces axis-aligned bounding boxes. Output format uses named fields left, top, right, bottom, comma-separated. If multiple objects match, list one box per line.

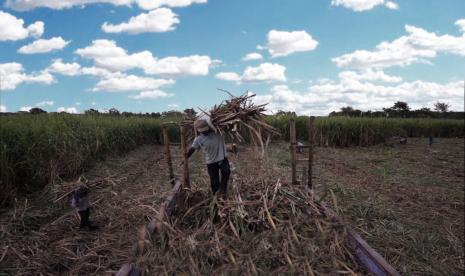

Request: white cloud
left=167, top=103, right=179, bottom=110
left=26, top=21, right=45, bottom=38
left=129, top=90, right=174, bottom=99
left=0, top=105, right=7, bottom=112
left=215, top=72, right=241, bottom=82
left=20, top=106, right=33, bottom=112
left=92, top=74, right=174, bottom=92
left=216, top=63, right=286, bottom=84
left=242, top=52, right=263, bottom=61
left=254, top=76, right=464, bottom=116
left=57, top=107, right=78, bottom=113
left=18, top=37, right=70, bottom=54
left=6, top=0, right=206, bottom=11
left=0, top=11, right=44, bottom=41
left=338, top=69, right=402, bottom=83
left=333, top=23, right=465, bottom=69
left=102, top=8, right=179, bottom=34
left=385, top=1, right=399, bottom=10
left=136, top=0, right=207, bottom=9
left=145, top=55, right=214, bottom=76
left=47, top=59, right=81, bottom=76
left=331, top=0, right=398, bottom=12
left=0, top=62, right=54, bottom=90
left=19, top=100, right=54, bottom=111
left=456, top=19, right=465, bottom=33
left=75, top=39, right=215, bottom=76
left=263, top=30, right=318, bottom=58
left=242, top=63, right=287, bottom=82
left=36, top=100, right=54, bottom=106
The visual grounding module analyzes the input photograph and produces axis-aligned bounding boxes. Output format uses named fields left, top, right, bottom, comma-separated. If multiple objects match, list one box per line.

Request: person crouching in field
left=71, top=186, right=97, bottom=230
left=186, top=118, right=230, bottom=197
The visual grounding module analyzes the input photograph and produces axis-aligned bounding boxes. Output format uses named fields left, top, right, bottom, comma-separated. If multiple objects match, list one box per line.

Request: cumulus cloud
left=333, top=23, right=465, bottom=69
left=102, top=8, right=179, bottom=34
left=57, top=107, right=78, bottom=113
left=36, top=100, right=54, bottom=106
left=18, top=37, right=70, bottom=54
left=20, top=106, right=33, bottom=112
left=456, top=19, right=465, bottom=33
left=145, top=55, right=214, bottom=76
left=136, top=0, right=207, bottom=9
left=0, top=11, right=44, bottom=41
left=331, top=0, right=398, bottom=12
left=0, top=105, right=7, bottom=112
left=92, top=74, right=174, bottom=92
left=75, top=39, right=215, bottom=76
left=254, top=74, right=464, bottom=116
left=242, top=52, right=263, bottom=61
left=262, top=30, right=318, bottom=58
left=215, top=72, right=241, bottom=82
left=216, top=63, right=286, bottom=84
left=47, top=59, right=82, bottom=76
left=0, top=62, right=54, bottom=90
left=384, top=1, right=399, bottom=10
left=6, top=0, right=206, bottom=11
left=129, top=90, right=174, bottom=99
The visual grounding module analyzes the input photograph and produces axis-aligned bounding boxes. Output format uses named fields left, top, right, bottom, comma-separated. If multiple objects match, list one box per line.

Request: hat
left=194, top=119, right=210, bottom=132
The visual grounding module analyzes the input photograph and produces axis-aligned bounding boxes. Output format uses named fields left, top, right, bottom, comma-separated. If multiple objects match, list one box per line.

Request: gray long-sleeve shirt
left=192, top=132, right=227, bottom=164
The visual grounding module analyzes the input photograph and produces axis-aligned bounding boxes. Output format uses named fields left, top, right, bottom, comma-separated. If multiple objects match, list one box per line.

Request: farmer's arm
left=186, top=136, right=201, bottom=159
left=186, top=147, right=196, bottom=158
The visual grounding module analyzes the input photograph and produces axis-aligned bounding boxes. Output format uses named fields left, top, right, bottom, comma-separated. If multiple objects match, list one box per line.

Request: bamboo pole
left=289, top=118, right=297, bottom=185
left=180, top=125, right=190, bottom=187
left=308, top=116, right=315, bottom=189
left=162, top=126, right=175, bottom=186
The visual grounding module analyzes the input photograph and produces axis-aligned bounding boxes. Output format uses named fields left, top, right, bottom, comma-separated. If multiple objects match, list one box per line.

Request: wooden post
left=289, top=118, right=297, bottom=185
left=162, top=126, right=175, bottom=186
left=308, top=116, right=315, bottom=189
left=180, top=125, right=190, bottom=187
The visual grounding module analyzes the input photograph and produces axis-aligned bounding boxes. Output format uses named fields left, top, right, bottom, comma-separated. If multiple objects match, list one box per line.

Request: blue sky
left=0, top=0, right=464, bottom=115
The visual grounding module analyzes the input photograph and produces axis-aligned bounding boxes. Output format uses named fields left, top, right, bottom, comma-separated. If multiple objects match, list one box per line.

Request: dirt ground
left=1, top=138, right=463, bottom=275
left=268, top=138, right=464, bottom=275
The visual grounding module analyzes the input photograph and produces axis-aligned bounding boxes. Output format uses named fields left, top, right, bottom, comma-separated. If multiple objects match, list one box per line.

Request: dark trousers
left=78, top=208, right=90, bottom=228
left=207, top=158, right=230, bottom=195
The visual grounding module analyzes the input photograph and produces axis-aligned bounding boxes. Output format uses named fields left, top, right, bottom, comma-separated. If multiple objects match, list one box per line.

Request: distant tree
left=122, top=111, right=133, bottom=117
left=84, top=108, right=100, bottom=115
left=108, top=108, right=120, bottom=115
left=184, top=108, right=197, bottom=117
left=276, top=110, right=296, bottom=116
left=29, top=107, right=46, bottom=114
left=383, top=101, right=410, bottom=117
left=150, top=112, right=161, bottom=118
left=392, top=101, right=410, bottom=112
left=434, top=102, right=450, bottom=113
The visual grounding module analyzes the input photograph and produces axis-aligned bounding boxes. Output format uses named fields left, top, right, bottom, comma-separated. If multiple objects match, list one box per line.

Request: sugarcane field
left=1, top=1, right=465, bottom=275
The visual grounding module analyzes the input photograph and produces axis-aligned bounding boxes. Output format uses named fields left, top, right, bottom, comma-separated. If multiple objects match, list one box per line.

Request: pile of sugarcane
left=185, top=91, right=280, bottom=151
left=137, top=154, right=366, bottom=274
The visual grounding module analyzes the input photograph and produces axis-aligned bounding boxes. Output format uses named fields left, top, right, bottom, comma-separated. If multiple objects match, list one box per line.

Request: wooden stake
left=289, top=118, right=297, bottom=185
left=162, top=126, right=175, bottom=186
left=308, top=116, right=315, bottom=189
left=180, top=125, right=190, bottom=187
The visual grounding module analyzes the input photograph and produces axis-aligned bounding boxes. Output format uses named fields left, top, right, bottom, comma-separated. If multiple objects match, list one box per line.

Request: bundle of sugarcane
left=185, top=91, right=280, bottom=152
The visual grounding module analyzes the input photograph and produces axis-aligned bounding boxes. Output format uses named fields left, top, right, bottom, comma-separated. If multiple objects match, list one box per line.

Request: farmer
left=71, top=186, right=97, bottom=230
left=186, top=118, right=230, bottom=196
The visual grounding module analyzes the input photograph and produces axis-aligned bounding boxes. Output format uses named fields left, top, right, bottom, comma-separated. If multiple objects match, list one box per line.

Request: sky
left=0, top=0, right=464, bottom=115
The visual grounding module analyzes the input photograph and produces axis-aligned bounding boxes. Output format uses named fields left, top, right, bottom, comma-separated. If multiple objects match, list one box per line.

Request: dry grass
left=269, top=138, right=464, bottom=275
left=137, top=147, right=366, bottom=274
left=0, top=146, right=172, bottom=275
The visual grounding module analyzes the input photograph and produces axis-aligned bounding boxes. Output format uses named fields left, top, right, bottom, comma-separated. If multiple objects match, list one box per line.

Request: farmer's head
left=194, top=119, right=210, bottom=135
